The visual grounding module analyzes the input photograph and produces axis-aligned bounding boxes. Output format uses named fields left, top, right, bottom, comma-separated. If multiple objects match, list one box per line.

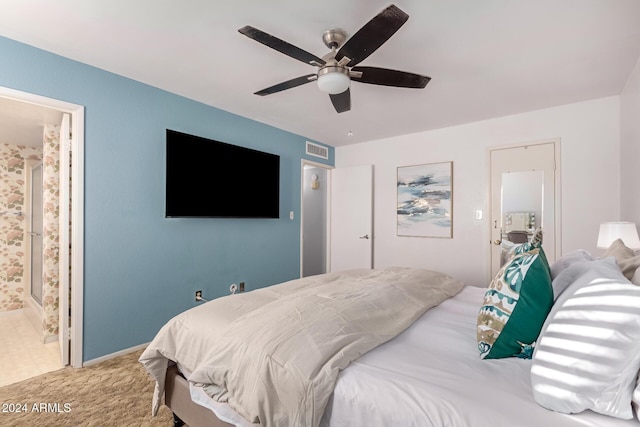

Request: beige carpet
left=0, top=349, right=174, bottom=427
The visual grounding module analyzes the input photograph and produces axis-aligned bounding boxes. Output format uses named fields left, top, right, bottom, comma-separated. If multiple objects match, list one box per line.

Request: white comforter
left=139, top=267, right=464, bottom=427
left=321, top=286, right=639, bottom=427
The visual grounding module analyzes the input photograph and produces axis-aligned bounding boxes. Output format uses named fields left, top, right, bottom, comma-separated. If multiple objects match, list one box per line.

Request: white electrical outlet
left=475, top=210, right=483, bottom=220
left=229, top=283, right=238, bottom=294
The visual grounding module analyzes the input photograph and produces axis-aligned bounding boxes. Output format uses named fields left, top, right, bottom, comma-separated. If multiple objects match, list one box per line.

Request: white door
left=490, top=141, right=559, bottom=277
left=330, top=165, right=373, bottom=272
left=58, top=113, right=71, bottom=366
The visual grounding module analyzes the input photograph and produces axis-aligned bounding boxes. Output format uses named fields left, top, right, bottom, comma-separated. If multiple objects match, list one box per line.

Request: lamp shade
left=597, top=221, right=640, bottom=249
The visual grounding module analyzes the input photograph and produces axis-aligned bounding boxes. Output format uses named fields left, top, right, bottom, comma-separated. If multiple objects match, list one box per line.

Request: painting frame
left=397, top=161, right=453, bottom=238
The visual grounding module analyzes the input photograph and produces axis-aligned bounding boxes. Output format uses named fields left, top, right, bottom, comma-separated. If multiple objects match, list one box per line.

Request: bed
left=140, top=246, right=640, bottom=427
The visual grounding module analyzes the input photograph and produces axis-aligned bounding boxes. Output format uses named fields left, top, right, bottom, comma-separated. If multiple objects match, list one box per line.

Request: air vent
left=306, top=141, right=328, bottom=159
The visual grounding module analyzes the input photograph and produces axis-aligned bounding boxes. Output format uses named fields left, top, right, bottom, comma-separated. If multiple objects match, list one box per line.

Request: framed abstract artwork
left=397, top=161, right=453, bottom=238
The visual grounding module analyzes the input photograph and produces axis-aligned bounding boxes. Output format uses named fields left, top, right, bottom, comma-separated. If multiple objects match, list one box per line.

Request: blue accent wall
left=0, top=36, right=334, bottom=361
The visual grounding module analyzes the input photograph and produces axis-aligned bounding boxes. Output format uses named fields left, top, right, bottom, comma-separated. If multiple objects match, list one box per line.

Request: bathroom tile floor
left=0, top=310, right=63, bottom=387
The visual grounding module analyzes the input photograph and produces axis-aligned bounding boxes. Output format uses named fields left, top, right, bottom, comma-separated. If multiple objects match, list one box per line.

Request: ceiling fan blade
left=254, top=74, right=316, bottom=96
left=335, top=4, right=409, bottom=67
left=239, top=26, right=326, bottom=66
left=329, top=89, right=351, bottom=113
left=351, top=66, right=431, bottom=88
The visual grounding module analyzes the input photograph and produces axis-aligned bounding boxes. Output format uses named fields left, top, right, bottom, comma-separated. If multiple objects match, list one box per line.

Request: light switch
left=289, top=211, right=294, bottom=220
left=475, top=210, right=483, bottom=220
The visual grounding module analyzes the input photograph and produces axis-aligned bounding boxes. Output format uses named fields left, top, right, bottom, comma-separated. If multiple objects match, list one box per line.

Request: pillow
left=550, top=258, right=597, bottom=301
left=512, top=227, right=544, bottom=257
left=477, top=246, right=553, bottom=359
left=500, top=240, right=518, bottom=266
left=602, top=238, right=640, bottom=280
left=603, top=237, right=635, bottom=260
left=531, top=257, right=640, bottom=420
left=530, top=227, right=544, bottom=246
left=549, top=249, right=594, bottom=280
left=633, top=267, right=640, bottom=286
left=634, top=376, right=640, bottom=421
left=619, top=255, right=640, bottom=281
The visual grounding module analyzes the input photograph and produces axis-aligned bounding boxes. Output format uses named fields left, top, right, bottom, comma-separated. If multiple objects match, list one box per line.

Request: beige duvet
left=139, top=267, right=463, bottom=427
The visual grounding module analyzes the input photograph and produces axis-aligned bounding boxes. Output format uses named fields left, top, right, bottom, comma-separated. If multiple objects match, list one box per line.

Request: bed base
left=164, top=364, right=234, bottom=427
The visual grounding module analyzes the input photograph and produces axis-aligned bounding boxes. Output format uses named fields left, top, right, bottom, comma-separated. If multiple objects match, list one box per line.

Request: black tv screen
left=165, top=129, right=280, bottom=218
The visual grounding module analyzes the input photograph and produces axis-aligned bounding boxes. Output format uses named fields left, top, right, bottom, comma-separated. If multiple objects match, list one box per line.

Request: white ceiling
left=1, top=0, right=639, bottom=147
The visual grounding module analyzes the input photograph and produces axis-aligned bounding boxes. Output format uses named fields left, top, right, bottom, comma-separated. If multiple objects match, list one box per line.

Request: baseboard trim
left=0, top=308, right=24, bottom=318
left=43, top=334, right=57, bottom=344
left=83, top=342, right=150, bottom=367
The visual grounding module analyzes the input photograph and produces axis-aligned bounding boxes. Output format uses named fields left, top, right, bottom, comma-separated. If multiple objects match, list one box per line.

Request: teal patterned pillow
left=512, top=227, right=543, bottom=256
left=477, top=246, right=553, bottom=359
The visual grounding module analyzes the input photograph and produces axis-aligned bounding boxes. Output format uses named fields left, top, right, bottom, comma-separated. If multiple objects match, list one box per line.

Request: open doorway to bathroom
left=300, top=160, right=331, bottom=277
left=0, top=87, right=85, bottom=386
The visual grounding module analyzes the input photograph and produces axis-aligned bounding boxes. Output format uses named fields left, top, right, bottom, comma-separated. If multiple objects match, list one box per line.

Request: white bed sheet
left=190, top=286, right=639, bottom=427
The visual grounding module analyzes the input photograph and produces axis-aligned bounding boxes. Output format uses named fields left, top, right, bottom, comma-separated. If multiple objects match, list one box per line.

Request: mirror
left=495, top=170, right=544, bottom=267
left=501, top=170, right=543, bottom=242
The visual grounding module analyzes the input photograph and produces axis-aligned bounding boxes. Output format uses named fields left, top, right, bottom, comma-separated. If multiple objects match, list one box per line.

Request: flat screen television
left=165, top=129, right=280, bottom=218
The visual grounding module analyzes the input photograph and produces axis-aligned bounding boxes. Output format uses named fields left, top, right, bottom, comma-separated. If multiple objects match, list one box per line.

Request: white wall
left=621, top=56, right=640, bottom=225
left=335, top=97, right=621, bottom=286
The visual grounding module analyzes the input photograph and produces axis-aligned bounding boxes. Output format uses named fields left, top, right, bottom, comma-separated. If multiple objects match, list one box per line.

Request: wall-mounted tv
left=165, top=129, right=280, bottom=218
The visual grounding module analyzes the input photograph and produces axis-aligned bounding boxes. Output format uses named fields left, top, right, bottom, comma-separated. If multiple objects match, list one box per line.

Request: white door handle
left=359, top=234, right=370, bottom=239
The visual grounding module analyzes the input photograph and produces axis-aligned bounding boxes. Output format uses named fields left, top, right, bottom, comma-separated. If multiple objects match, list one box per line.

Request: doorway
left=0, top=86, right=84, bottom=368
left=489, top=139, right=561, bottom=278
left=300, top=162, right=375, bottom=276
left=300, top=160, right=331, bottom=277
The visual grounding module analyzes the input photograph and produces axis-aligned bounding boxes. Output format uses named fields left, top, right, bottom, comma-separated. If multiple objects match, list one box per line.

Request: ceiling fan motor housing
left=322, top=29, right=347, bottom=50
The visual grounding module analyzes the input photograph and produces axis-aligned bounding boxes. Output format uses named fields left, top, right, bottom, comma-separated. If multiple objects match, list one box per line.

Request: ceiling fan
left=238, top=4, right=431, bottom=113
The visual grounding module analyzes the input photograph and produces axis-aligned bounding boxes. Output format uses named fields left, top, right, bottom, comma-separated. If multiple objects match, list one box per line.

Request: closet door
left=329, top=165, right=373, bottom=272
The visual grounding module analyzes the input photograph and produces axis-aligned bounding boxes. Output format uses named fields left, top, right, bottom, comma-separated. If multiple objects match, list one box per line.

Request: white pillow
left=531, top=257, right=640, bottom=420
left=549, top=249, right=594, bottom=280
left=634, top=376, right=640, bottom=421
left=550, top=257, right=596, bottom=301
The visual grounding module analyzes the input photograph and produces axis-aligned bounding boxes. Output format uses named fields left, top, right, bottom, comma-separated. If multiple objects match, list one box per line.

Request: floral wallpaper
left=42, top=123, right=61, bottom=339
left=0, top=123, right=61, bottom=342
left=0, top=143, right=42, bottom=312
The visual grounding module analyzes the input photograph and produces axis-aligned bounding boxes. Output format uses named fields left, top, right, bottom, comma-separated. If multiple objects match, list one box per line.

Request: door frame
left=0, top=86, right=85, bottom=368
left=299, top=159, right=332, bottom=278
left=486, top=138, right=562, bottom=282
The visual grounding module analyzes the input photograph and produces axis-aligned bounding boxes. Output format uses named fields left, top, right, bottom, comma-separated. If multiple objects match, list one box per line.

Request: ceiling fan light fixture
left=317, top=66, right=350, bottom=94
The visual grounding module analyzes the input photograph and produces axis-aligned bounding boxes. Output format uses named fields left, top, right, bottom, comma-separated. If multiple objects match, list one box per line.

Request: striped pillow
left=531, top=258, right=640, bottom=419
